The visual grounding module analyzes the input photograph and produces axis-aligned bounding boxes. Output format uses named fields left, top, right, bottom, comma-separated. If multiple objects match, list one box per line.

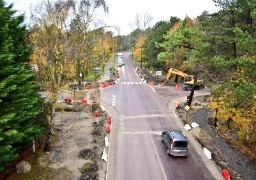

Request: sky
left=5, top=0, right=218, bottom=35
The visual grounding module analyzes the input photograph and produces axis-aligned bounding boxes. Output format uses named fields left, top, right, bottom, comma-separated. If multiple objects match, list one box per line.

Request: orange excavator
left=162, top=68, right=204, bottom=91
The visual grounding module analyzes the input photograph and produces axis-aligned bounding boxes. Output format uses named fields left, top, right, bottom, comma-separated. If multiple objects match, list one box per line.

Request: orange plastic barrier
left=221, top=169, right=231, bottom=180
left=176, top=84, right=181, bottom=89
left=106, top=125, right=110, bottom=133
left=64, top=98, right=72, bottom=103
left=94, top=111, right=99, bottom=117
left=107, top=116, right=112, bottom=124
left=86, top=85, right=92, bottom=90
left=80, top=99, right=87, bottom=104
left=149, top=82, right=154, bottom=86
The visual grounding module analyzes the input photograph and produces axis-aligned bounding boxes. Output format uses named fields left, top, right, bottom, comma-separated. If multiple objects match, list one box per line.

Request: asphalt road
left=102, top=52, right=223, bottom=180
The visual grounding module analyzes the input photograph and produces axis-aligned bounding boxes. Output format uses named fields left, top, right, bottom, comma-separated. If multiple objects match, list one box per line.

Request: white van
left=117, top=52, right=122, bottom=58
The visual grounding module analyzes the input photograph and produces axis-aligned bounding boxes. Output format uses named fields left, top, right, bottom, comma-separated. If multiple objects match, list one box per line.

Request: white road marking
left=150, top=86, right=156, bottom=92
left=121, top=66, right=126, bottom=74
left=126, top=67, right=132, bottom=82
left=119, top=120, right=125, bottom=131
left=150, top=133, right=168, bottom=180
left=120, top=131, right=162, bottom=135
left=123, top=114, right=165, bottom=119
left=112, top=95, right=116, bottom=107
left=119, top=81, right=150, bottom=85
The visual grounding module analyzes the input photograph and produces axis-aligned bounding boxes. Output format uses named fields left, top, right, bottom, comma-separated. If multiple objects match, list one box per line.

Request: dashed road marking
left=123, top=114, right=165, bottom=119
left=119, top=81, right=148, bottom=84
left=120, top=131, right=162, bottom=135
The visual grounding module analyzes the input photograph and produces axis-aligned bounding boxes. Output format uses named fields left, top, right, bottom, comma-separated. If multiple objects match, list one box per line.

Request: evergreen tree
left=144, top=17, right=180, bottom=70
left=0, top=0, right=42, bottom=172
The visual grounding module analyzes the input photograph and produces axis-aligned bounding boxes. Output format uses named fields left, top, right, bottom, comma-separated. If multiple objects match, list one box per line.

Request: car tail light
left=170, top=142, right=173, bottom=149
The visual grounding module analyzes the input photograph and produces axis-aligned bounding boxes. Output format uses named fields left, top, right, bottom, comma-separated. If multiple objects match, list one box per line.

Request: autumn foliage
left=132, top=35, right=146, bottom=63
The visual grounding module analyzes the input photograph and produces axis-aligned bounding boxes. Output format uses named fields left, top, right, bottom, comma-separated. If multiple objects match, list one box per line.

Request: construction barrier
left=86, top=85, right=92, bottom=90
left=221, top=169, right=231, bottom=180
left=94, top=111, right=99, bottom=117
left=176, top=84, right=182, bottom=89
left=106, top=125, right=110, bottom=133
left=64, top=98, right=72, bottom=103
left=149, top=82, right=154, bottom=86
left=107, top=116, right=112, bottom=124
left=80, top=99, right=87, bottom=104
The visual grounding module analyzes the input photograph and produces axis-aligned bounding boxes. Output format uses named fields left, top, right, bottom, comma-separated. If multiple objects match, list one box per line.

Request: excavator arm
left=162, top=68, right=189, bottom=85
left=162, top=67, right=204, bottom=90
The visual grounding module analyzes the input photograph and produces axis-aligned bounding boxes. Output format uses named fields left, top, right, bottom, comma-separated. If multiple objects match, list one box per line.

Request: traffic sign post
left=156, top=71, right=162, bottom=84
left=155, top=71, right=162, bottom=76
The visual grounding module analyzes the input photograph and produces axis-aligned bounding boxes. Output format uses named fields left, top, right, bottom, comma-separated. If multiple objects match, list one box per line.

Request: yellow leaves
left=132, top=35, right=146, bottom=61
left=230, top=68, right=250, bottom=84
left=209, top=91, right=256, bottom=143
left=217, top=108, right=230, bottom=121
left=30, top=48, right=47, bottom=65
left=208, top=100, right=218, bottom=109
left=93, top=32, right=117, bottom=62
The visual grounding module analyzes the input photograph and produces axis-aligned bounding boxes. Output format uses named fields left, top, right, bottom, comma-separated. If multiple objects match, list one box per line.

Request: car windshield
left=173, top=141, right=187, bottom=147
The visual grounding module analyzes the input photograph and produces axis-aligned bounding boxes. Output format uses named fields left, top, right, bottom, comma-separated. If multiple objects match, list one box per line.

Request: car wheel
left=166, top=148, right=170, bottom=155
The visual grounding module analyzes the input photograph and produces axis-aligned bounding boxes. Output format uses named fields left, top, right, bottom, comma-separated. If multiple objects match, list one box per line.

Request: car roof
left=166, top=130, right=187, bottom=140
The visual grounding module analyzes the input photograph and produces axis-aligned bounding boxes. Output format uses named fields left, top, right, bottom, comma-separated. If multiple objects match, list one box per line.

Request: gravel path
left=192, top=107, right=256, bottom=180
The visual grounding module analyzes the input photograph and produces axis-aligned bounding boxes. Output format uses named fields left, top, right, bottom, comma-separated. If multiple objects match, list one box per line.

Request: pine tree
left=0, top=0, right=42, bottom=172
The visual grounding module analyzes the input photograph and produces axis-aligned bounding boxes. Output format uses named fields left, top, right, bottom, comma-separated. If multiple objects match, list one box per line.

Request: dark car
left=161, top=130, right=189, bottom=157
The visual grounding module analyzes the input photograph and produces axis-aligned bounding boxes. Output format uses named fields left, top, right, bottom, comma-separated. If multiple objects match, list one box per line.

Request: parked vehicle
left=161, top=130, right=189, bottom=157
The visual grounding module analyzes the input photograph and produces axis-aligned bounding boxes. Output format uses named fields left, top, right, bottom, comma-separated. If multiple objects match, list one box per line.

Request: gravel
left=176, top=97, right=256, bottom=180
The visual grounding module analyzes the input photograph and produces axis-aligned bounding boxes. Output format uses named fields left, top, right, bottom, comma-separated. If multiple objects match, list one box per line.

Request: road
left=101, top=52, right=223, bottom=180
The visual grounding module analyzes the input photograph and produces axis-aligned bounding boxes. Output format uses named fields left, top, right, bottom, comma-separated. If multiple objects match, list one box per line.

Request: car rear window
left=173, top=141, right=188, bottom=147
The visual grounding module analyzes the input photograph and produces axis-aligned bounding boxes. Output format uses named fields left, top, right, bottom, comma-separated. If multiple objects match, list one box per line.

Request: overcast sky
left=5, top=0, right=218, bottom=35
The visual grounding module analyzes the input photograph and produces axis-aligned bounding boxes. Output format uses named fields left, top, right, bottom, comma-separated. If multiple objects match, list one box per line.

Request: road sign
left=156, top=71, right=162, bottom=76
left=94, top=67, right=101, bottom=73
